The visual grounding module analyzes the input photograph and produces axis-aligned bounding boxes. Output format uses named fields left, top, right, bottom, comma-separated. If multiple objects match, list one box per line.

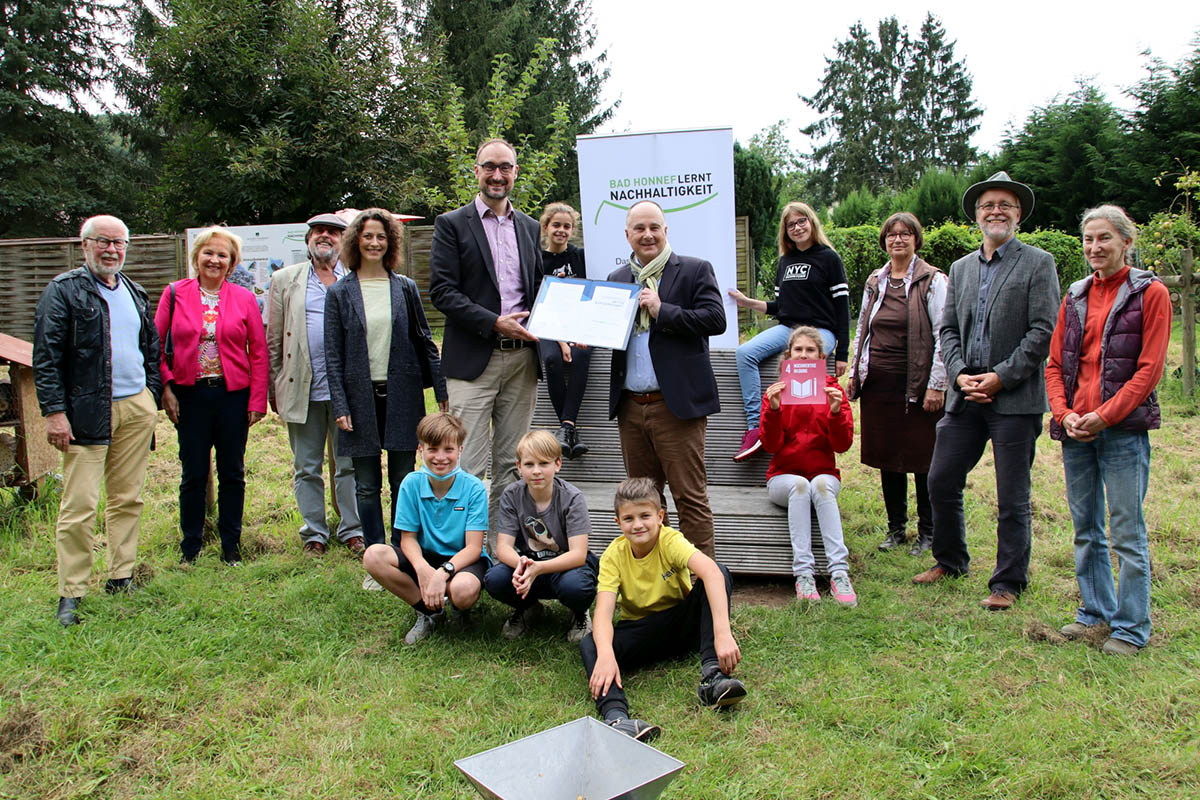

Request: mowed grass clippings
left=2, top=328, right=1199, bottom=799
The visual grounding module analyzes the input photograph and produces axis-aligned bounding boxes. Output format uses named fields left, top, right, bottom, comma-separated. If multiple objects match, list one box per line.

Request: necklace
left=887, top=275, right=905, bottom=290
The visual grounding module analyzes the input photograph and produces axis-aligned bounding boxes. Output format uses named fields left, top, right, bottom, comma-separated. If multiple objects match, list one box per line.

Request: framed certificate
left=780, top=360, right=827, bottom=405
left=526, top=276, right=641, bottom=350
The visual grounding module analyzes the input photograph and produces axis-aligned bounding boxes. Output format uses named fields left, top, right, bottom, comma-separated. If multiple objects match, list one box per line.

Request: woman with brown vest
left=848, top=213, right=948, bottom=556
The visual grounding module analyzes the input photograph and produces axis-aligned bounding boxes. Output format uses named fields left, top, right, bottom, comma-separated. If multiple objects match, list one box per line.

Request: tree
left=0, top=0, right=146, bottom=235
left=733, top=142, right=778, bottom=267
left=119, top=0, right=437, bottom=228
left=993, top=83, right=1128, bottom=230
left=407, top=0, right=613, bottom=203
left=801, top=14, right=980, bottom=201
left=1125, top=37, right=1200, bottom=221
left=416, top=38, right=572, bottom=215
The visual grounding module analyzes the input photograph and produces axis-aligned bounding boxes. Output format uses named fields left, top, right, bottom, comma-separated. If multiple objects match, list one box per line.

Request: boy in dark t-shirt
left=483, top=430, right=598, bottom=642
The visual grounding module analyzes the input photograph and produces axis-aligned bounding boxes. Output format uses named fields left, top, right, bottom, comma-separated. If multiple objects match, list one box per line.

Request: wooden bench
left=531, top=346, right=833, bottom=577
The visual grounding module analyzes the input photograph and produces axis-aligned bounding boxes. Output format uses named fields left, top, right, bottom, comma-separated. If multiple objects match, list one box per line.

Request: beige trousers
left=55, top=388, right=158, bottom=597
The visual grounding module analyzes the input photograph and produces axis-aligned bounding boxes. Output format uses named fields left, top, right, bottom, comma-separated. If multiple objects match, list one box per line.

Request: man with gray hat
left=912, top=172, right=1060, bottom=611
left=267, top=213, right=363, bottom=557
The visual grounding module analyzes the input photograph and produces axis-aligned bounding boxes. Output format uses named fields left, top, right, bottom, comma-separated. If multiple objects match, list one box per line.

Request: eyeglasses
left=477, top=162, right=515, bottom=175
left=885, top=231, right=913, bottom=241
left=84, top=236, right=129, bottom=251
left=785, top=219, right=811, bottom=230
left=976, top=201, right=1019, bottom=213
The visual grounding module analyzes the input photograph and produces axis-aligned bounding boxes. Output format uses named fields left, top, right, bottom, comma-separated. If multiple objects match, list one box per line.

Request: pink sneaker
left=795, top=574, right=820, bottom=602
left=830, top=572, right=858, bottom=608
left=733, top=428, right=763, bottom=461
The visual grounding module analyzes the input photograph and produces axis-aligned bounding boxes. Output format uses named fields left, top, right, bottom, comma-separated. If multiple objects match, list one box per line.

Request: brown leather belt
left=627, top=391, right=664, bottom=405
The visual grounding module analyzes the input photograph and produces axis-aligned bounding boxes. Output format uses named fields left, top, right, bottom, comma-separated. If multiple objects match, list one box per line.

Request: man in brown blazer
left=267, top=213, right=363, bottom=557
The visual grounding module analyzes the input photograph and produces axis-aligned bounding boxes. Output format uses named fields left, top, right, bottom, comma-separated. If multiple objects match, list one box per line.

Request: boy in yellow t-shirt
left=580, top=477, right=746, bottom=741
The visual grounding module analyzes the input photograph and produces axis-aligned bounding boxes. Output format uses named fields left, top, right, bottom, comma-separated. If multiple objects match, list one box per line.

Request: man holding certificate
left=606, top=201, right=726, bottom=558
left=429, top=138, right=544, bottom=553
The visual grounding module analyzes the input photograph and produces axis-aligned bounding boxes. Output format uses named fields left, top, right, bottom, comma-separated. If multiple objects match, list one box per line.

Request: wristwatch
left=439, top=561, right=456, bottom=577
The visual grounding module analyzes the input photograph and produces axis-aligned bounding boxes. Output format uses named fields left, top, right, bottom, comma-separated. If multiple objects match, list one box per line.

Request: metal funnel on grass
left=455, top=716, right=685, bottom=800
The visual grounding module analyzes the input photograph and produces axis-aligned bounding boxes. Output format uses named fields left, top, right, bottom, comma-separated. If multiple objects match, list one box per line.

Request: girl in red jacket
left=762, top=326, right=856, bottom=606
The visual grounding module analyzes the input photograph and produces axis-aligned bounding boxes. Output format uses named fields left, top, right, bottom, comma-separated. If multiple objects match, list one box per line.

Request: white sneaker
left=404, top=612, right=438, bottom=644
left=795, top=574, right=820, bottom=602
left=362, top=574, right=383, bottom=591
left=830, top=571, right=858, bottom=608
left=566, top=609, right=592, bottom=643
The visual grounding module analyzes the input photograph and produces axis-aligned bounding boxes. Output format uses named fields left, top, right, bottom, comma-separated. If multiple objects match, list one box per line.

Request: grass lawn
left=2, top=327, right=1198, bottom=799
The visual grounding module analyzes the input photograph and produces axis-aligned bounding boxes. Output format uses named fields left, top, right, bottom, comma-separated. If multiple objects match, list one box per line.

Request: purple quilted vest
left=1050, top=268, right=1161, bottom=441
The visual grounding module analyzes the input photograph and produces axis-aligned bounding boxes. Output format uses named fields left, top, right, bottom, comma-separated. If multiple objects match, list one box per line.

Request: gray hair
left=1080, top=205, right=1137, bottom=246
left=79, top=215, right=129, bottom=241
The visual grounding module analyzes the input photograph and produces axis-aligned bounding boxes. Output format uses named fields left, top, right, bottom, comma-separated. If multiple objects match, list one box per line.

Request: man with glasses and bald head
left=429, top=138, right=544, bottom=554
left=33, top=215, right=162, bottom=626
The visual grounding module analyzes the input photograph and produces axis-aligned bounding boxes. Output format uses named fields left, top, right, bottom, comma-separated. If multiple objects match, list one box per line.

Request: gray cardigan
left=940, top=237, right=1061, bottom=415
left=324, top=272, right=447, bottom=457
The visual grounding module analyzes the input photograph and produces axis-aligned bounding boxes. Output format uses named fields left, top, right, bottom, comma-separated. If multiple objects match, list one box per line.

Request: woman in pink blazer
left=155, top=227, right=268, bottom=565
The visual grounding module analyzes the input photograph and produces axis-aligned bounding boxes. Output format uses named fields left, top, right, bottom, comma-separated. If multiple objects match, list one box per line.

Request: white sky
left=587, top=1, right=1197, bottom=157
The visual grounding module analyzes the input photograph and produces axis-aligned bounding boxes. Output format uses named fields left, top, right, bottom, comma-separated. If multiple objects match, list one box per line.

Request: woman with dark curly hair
left=325, top=209, right=447, bottom=587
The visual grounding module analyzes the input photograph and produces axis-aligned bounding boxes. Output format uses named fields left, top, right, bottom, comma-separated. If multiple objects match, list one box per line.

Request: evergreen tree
left=0, top=0, right=146, bottom=235
left=801, top=14, right=980, bottom=201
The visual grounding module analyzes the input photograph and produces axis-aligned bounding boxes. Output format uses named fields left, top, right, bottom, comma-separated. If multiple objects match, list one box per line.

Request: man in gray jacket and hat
left=267, top=213, right=363, bottom=557
left=912, top=173, right=1060, bottom=611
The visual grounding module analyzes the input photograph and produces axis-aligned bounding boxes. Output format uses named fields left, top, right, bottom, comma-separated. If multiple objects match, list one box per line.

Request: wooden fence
left=1, top=218, right=755, bottom=341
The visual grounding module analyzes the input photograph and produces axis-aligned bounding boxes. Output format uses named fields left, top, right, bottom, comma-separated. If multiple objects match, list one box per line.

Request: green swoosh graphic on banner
left=592, top=192, right=720, bottom=225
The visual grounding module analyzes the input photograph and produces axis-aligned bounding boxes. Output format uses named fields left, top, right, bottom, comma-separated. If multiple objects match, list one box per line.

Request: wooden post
left=1182, top=248, right=1196, bottom=398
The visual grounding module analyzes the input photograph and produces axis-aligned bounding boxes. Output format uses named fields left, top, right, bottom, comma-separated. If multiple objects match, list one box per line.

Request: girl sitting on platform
left=761, top=326, right=856, bottom=606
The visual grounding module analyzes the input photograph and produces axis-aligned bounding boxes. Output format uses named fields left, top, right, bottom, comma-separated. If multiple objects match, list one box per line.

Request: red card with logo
left=780, top=360, right=826, bottom=405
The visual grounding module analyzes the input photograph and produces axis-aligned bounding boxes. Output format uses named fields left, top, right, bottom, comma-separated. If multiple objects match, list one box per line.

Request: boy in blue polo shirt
left=363, top=413, right=489, bottom=644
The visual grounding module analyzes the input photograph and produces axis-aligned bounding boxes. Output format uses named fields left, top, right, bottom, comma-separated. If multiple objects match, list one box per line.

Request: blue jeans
left=483, top=552, right=600, bottom=614
left=1062, top=429, right=1152, bottom=647
left=736, top=324, right=835, bottom=428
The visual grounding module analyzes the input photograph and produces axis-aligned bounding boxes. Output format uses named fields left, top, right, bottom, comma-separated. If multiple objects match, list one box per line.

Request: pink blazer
left=155, top=278, right=268, bottom=413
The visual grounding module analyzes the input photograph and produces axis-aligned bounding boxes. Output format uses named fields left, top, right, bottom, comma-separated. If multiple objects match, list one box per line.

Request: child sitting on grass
left=362, top=412, right=489, bottom=644
left=762, top=325, right=856, bottom=607
left=579, top=477, right=746, bottom=742
left=484, top=429, right=599, bottom=642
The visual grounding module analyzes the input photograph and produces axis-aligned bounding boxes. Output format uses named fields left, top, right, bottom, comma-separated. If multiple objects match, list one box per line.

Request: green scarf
left=630, top=242, right=672, bottom=333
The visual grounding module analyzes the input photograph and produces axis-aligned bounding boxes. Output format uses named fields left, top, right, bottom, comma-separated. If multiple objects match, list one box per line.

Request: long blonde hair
left=777, top=202, right=832, bottom=254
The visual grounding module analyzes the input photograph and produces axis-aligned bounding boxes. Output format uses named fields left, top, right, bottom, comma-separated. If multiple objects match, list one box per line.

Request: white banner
left=185, top=223, right=310, bottom=308
left=576, top=128, right=737, bottom=349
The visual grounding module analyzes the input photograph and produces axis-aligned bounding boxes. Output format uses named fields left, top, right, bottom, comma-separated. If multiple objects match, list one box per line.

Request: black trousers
left=351, top=388, right=415, bottom=547
left=927, top=403, right=1042, bottom=594
left=579, top=564, right=731, bottom=718
left=880, top=470, right=931, bottom=533
left=175, top=382, right=249, bottom=558
left=539, top=339, right=592, bottom=424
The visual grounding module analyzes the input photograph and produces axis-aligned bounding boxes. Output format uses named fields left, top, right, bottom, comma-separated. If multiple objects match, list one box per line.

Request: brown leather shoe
left=344, top=536, right=366, bottom=558
left=302, top=540, right=326, bottom=556
left=912, top=565, right=950, bottom=584
left=980, top=591, right=1017, bottom=611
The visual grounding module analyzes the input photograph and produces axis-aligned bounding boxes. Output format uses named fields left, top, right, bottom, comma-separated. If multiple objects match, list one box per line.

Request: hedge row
left=758, top=223, right=1088, bottom=316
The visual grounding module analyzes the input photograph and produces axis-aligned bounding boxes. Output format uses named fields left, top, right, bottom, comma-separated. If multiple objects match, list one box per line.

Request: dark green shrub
left=827, top=224, right=885, bottom=314
left=831, top=187, right=878, bottom=228
left=922, top=223, right=980, bottom=270
left=1022, top=228, right=1087, bottom=288
left=912, top=170, right=971, bottom=225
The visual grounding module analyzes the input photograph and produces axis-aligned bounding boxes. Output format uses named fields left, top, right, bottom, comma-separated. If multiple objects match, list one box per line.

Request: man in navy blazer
left=429, top=138, right=544, bottom=551
left=606, top=201, right=726, bottom=557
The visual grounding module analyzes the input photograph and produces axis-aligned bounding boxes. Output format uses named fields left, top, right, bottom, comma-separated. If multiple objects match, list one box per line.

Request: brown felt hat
left=961, top=171, right=1035, bottom=222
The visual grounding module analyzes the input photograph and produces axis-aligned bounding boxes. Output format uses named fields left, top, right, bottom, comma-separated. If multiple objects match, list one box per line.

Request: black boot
left=555, top=423, right=573, bottom=459
left=878, top=526, right=907, bottom=551
left=105, top=577, right=137, bottom=594
left=57, top=597, right=80, bottom=626
left=909, top=525, right=933, bottom=556
left=569, top=425, right=588, bottom=458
